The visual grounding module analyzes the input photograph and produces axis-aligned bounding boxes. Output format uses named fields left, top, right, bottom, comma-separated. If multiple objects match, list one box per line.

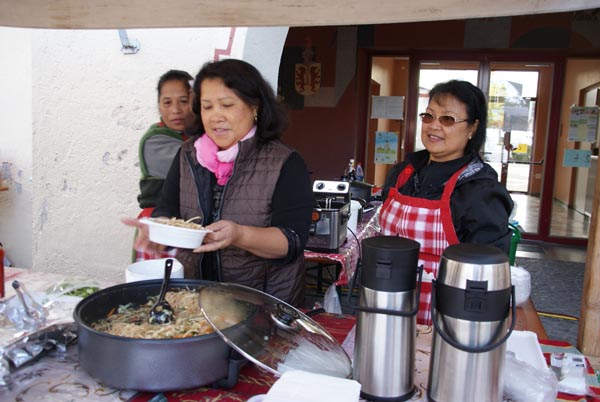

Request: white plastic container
left=506, top=330, right=547, bottom=371
left=140, top=217, right=212, bottom=249
left=125, top=258, right=184, bottom=283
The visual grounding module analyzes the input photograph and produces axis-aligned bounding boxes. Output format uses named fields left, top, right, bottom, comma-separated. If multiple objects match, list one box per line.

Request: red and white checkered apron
left=379, top=164, right=465, bottom=326
left=133, top=208, right=178, bottom=262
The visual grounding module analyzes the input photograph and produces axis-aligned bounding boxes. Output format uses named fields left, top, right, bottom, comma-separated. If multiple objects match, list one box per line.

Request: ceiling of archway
left=1, top=0, right=599, bottom=29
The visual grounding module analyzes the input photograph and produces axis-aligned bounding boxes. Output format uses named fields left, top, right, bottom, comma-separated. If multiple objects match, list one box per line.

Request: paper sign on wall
left=371, top=96, right=404, bottom=119
left=563, top=149, right=592, bottom=168
left=374, top=131, right=399, bottom=164
left=568, top=106, right=599, bottom=142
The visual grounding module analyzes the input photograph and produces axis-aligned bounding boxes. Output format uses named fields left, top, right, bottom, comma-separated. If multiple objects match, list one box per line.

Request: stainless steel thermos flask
left=352, top=236, right=422, bottom=401
left=427, top=243, right=515, bottom=402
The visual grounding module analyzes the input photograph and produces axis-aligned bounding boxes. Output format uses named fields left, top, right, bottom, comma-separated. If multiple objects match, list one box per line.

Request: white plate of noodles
left=140, top=217, right=212, bottom=249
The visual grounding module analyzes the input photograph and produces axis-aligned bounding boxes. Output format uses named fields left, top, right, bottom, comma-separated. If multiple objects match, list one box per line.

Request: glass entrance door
left=485, top=69, right=542, bottom=235
left=412, top=57, right=584, bottom=243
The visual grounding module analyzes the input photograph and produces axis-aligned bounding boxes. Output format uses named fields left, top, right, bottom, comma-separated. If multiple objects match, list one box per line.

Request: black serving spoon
left=149, top=259, right=175, bottom=324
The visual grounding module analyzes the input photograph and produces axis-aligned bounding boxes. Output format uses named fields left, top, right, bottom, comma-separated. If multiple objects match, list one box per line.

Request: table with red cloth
left=1, top=307, right=598, bottom=401
left=2, top=268, right=599, bottom=402
left=130, top=318, right=600, bottom=402
left=304, top=207, right=380, bottom=286
left=130, top=312, right=357, bottom=402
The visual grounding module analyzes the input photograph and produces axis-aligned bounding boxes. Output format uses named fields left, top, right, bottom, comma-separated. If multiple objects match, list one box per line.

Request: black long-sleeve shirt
left=382, top=150, right=514, bottom=253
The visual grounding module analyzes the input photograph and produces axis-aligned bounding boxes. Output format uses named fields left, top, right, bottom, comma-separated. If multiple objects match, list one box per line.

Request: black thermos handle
left=430, top=281, right=517, bottom=353
left=345, top=259, right=424, bottom=317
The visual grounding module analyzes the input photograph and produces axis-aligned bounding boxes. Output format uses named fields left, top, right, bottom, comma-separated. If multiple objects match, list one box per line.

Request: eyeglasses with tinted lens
left=419, top=112, right=468, bottom=127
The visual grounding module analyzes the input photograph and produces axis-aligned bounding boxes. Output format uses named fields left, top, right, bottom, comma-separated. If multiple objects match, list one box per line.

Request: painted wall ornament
left=295, top=37, right=321, bottom=96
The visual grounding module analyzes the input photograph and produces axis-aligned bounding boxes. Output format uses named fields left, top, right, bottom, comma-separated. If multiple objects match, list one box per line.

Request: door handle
left=507, top=159, right=544, bottom=165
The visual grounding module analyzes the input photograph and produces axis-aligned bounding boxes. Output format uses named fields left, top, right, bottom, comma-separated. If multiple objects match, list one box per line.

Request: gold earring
left=254, top=113, right=258, bottom=123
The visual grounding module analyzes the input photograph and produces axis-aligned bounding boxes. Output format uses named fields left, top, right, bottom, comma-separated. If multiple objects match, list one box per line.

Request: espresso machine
left=305, top=180, right=350, bottom=253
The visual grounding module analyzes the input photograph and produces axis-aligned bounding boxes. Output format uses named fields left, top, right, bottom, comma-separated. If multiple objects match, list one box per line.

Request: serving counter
left=1, top=267, right=598, bottom=401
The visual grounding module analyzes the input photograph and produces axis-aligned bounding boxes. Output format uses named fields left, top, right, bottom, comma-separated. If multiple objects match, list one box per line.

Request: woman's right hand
left=121, top=216, right=167, bottom=257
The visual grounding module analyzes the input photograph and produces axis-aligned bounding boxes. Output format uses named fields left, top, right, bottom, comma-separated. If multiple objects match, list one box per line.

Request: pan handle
left=305, top=307, right=326, bottom=317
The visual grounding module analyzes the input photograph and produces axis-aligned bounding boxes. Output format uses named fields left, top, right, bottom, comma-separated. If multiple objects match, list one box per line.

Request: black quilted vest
left=176, top=135, right=305, bottom=306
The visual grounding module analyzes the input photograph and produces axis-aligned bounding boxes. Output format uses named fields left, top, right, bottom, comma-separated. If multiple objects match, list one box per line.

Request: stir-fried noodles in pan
left=92, top=289, right=217, bottom=339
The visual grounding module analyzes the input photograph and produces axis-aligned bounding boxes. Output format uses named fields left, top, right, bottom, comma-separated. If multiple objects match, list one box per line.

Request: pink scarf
left=194, top=127, right=256, bottom=185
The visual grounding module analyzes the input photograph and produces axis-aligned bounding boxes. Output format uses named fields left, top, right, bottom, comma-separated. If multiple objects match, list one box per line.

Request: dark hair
left=157, top=69, right=193, bottom=101
left=429, top=80, right=487, bottom=153
left=192, top=59, right=288, bottom=143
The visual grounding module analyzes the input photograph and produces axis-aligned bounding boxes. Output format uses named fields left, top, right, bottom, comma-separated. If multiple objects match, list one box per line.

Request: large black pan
left=73, top=279, right=246, bottom=392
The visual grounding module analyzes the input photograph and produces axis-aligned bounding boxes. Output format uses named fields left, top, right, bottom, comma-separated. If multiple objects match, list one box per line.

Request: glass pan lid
left=198, top=283, right=352, bottom=378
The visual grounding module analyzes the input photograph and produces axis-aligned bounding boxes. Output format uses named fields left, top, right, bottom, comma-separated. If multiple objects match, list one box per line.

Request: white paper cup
left=347, top=200, right=361, bottom=237
left=125, top=258, right=184, bottom=283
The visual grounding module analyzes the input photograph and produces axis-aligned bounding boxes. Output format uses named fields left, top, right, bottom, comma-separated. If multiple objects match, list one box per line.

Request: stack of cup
left=347, top=200, right=362, bottom=237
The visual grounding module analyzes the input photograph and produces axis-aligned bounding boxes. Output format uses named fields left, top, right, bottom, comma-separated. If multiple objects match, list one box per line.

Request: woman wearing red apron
left=380, top=80, right=514, bottom=326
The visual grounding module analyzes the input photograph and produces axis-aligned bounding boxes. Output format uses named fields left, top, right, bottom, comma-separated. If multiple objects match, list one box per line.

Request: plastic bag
left=45, top=277, right=101, bottom=300
left=504, top=351, right=558, bottom=402
left=510, top=266, right=531, bottom=306
left=323, top=285, right=342, bottom=314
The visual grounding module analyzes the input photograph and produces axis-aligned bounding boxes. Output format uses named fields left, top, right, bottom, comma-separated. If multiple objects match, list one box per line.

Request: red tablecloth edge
left=539, top=339, right=600, bottom=402
left=129, top=313, right=356, bottom=402
left=130, top=318, right=600, bottom=402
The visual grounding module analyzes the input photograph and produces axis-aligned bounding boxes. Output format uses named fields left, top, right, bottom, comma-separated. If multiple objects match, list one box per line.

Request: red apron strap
left=137, top=207, right=155, bottom=219
left=380, top=164, right=415, bottom=223
left=438, top=164, right=468, bottom=245
left=395, top=164, right=415, bottom=188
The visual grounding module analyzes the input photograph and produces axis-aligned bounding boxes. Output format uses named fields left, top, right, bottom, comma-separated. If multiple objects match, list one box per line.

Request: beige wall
left=554, top=59, right=600, bottom=204
left=369, top=57, right=410, bottom=186
left=371, top=57, right=396, bottom=185
left=0, top=27, right=33, bottom=268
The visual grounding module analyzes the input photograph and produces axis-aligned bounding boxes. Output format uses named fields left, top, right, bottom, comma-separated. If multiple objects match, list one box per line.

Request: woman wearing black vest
left=123, top=59, right=313, bottom=306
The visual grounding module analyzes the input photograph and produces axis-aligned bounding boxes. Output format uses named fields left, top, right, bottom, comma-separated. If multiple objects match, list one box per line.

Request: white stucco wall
left=0, top=26, right=288, bottom=283
left=243, top=27, right=289, bottom=92
left=0, top=27, right=33, bottom=269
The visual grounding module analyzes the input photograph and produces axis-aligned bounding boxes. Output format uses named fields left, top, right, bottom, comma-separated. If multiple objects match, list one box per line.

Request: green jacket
left=137, top=122, right=186, bottom=209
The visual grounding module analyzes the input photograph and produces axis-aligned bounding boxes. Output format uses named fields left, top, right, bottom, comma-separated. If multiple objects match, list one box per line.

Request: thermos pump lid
left=442, top=243, right=508, bottom=265
left=360, top=236, right=420, bottom=292
left=438, top=243, right=511, bottom=291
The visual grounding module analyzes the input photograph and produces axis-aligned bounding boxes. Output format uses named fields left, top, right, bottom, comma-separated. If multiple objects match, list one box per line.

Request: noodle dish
left=91, top=288, right=239, bottom=339
left=140, top=217, right=212, bottom=249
